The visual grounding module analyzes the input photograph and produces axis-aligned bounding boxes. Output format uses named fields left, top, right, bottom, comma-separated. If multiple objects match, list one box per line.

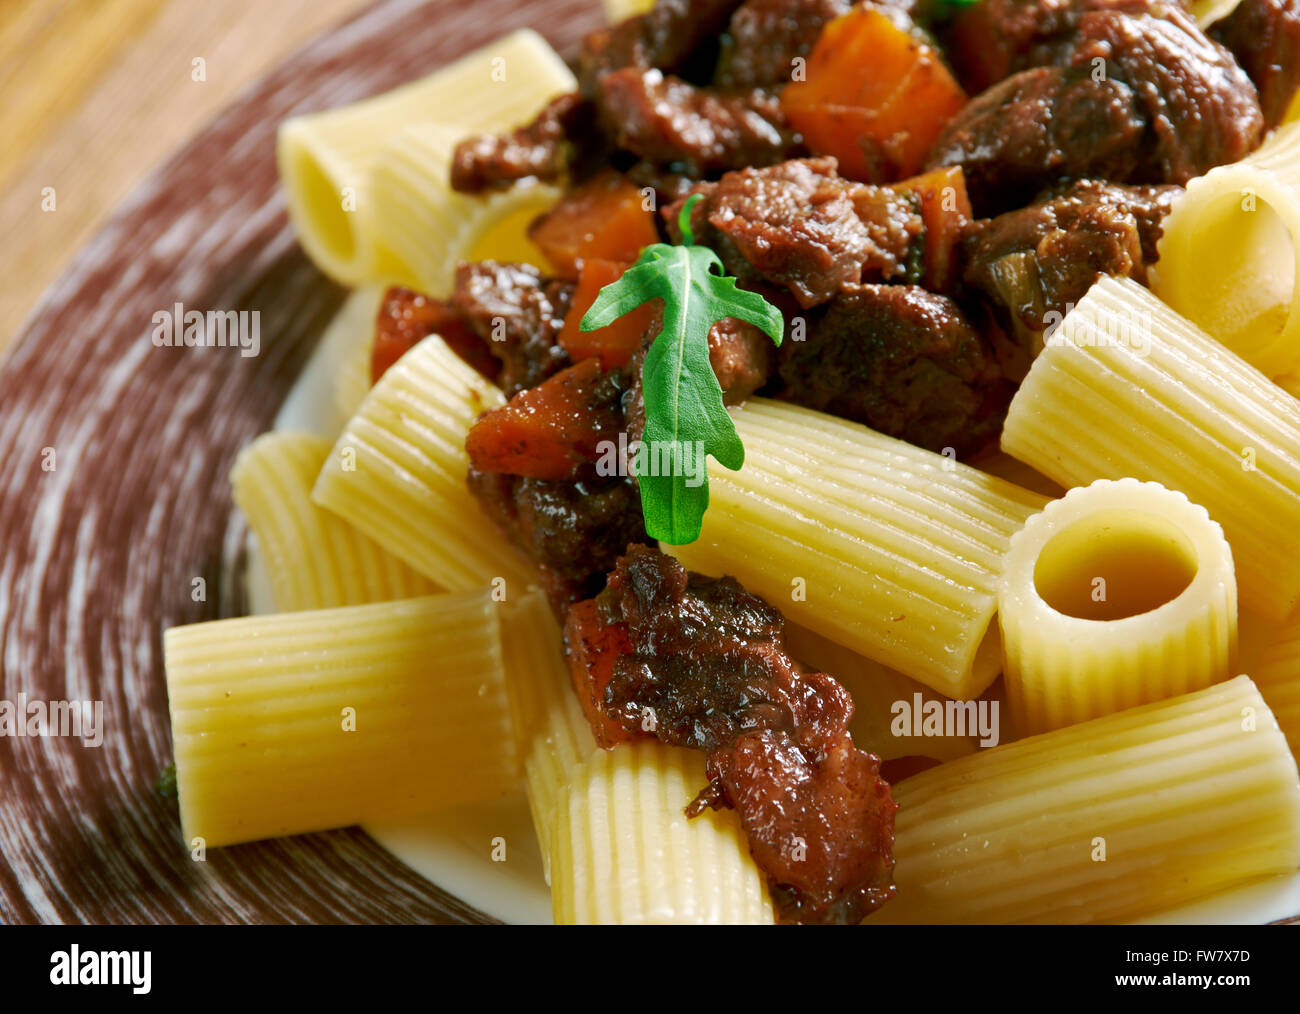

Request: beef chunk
left=572, top=545, right=896, bottom=923
left=1073, top=4, right=1263, bottom=183
left=1212, top=0, right=1300, bottom=128
left=371, top=286, right=497, bottom=383
left=451, top=261, right=574, bottom=396
left=778, top=283, right=1009, bottom=456
left=926, top=66, right=1148, bottom=214
left=708, top=729, right=896, bottom=924
left=666, top=157, right=924, bottom=308
left=468, top=469, right=647, bottom=611
left=944, top=0, right=1146, bottom=92
left=577, top=0, right=746, bottom=96
left=709, top=317, right=776, bottom=403
left=450, top=93, right=594, bottom=194
left=599, top=550, right=850, bottom=754
left=962, top=180, right=1179, bottom=368
left=596, top=69, right=801, bottom=177
left=930, top=2, right=1264, bottom=211
left=715, top=0, right=851, bottom=90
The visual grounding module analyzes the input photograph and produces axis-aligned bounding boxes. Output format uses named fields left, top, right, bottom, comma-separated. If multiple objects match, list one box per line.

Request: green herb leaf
left=580, top=194, right=783, bottom=544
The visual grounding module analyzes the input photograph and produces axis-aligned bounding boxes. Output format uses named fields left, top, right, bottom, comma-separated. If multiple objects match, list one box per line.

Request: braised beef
left=1212, top=0, right=1300, bottom=128
left=451, top=261, right=573, bottom=397
left=450, top=93, right=595, bottom=194
left=961, top=179, right=1179, bottom=368
left=371, top=286, right=497, bottom=384
left=926, top=67, right=1148, bottom=214
left=930, top=2, right=1264, bottom=212
left=469, top=469, right=647, bottom=611
left=709, top=317, right=777, bottom=403
left=666, top=157, right=924, bottom=308
left=708, top=728, right=897, bottom=923
left=572, top=545, right=896, bottom=923
left=1075, top=5, right=1263, bottom=182
left=778, top=283, right=1009, bottom=456
left=715, top=0, right=851, bottom=90
left=577, top=0, right=746, bottom=96
left=944, top=0, right=1147, bottom=93
left=597, top=69, right=801, bottom=177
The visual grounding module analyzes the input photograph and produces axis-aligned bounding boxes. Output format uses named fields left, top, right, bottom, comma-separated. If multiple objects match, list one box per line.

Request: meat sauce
left=568, top=545, right=897, bottom=924
left=359, top=0, right=1296, bottom=923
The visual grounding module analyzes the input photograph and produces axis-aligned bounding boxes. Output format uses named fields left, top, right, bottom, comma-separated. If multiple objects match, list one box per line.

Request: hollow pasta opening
left=1173, top=189, right=1295, bottom=356
left=1032, top=509, right=1197, bottom=621
left=290, top=147, right=357, bottom=265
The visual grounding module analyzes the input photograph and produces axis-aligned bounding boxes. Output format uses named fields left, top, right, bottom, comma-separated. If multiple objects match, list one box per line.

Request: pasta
left=783, top=622, right=983, bottom=761
left=1189, top=0, right=1242, bottom=27
left=312, top=333, right=535, bottom=594
left=499, top=589, right=598, bottom=882
left=666, top=398, right=1049, bottom=700
left=330, top=288, right=383, bottom=429
left=998, top=478, right=1237, bottom=735
left=602, top=0, right=656, bottom=22
left=368, top=123, right=559, bottom=296
left=1154, top=122, right=1300, bottom=377
left=549, top=741, right=776, bottom=924
left=163, top=591, right=516, bottom=848
left=277, top=29, right=575, bottom=285
left=968, top=449, right=1064, bottom=500
left=869, top=676, right=1300, bottom=924
left=231, top=431, right=438, bottom=612
left=1255, top=617, right=1300, bottom=760
left=1001, top=275, right=1300, bottom=623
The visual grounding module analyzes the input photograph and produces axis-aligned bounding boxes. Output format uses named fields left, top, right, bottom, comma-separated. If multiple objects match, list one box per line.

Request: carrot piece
left=528, top=171, right=660, bottom=279
left=371, top=286, right=496, bottom=384
left=465, top=357, right=622, bottom=481
left=564, top=599, right=643, bottom=749
left=781, top=5, right=967, bottom=182
left=558, top=258, right=661, bottom=369
left=890, top=165, right=973, bottom=291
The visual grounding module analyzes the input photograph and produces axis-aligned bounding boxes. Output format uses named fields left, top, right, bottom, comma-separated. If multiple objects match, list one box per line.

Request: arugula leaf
left=580, top=195, right=783, bottom=545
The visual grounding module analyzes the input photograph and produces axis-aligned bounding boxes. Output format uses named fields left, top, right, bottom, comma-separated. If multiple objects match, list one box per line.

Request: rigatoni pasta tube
left=313, top=334, right=535, bottom=594
left=276, top=29, right=575, bottom=284
left=667, top=399, right=1049, bottom=699
left=1255, top=617, right=1300, bottom=760
left=1189, top=0, right=1242, bottom=27
left=602, top=0, right=656, bottom=21
left=783, top=622, right=981, bottom=761
left=231, top=432, right=437, bottom=612
left=550, top=742, right=775, bottom=924
left=164, top=591, right=517, bottom=848
left=1154, top=122, right=1300, bottom=376
left=869, top=676, right=1300, bottom=924
left=368, top=123, right=559, bottom=296
left=998, top=479, right=1237, bottom=735
left=499, top=588, right=598, bottom=882
left=1002, top=275, right=1300, bottom=623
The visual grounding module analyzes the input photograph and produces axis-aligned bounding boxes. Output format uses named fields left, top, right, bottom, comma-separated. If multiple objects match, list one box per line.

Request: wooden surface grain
left=0, top=0, right=378, bottom=359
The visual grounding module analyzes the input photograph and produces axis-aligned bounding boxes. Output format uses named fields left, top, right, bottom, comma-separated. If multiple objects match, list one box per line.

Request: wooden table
left=0, top=0, right=384, bottom=359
